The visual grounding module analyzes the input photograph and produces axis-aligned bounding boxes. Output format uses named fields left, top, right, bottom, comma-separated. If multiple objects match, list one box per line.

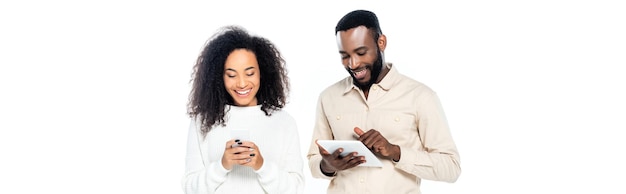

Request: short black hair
left=335, top=9, right=383, bottom=38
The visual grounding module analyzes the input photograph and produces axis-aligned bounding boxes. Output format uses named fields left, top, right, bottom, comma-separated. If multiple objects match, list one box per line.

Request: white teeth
left=236, top=89, right=250, bottom=95
left=353, top=69, right=366, bottom=76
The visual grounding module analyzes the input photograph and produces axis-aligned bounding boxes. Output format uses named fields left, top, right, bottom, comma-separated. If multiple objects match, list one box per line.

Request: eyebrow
left=339, top=46, right=368, bottom=54
left=353, top=47, right=368, bottom=53
left=225, top=66, right=256, bottom=72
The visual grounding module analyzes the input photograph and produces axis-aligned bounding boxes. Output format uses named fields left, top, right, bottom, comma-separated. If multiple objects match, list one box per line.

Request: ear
left=377, top=34, right=387, bottom=52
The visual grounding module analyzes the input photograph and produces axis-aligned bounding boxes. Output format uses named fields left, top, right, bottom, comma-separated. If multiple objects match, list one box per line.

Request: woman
left=182, top=26, right=303, bottom=194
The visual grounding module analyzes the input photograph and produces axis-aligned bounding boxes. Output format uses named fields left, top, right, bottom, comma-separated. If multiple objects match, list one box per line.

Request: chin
left=358, top=77, right=372, bottom=85
left=237, top=100, right=256, bottom=106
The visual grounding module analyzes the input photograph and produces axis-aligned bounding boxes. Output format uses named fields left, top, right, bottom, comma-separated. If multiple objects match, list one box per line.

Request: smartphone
left=230, top=129, right=250, bottom=141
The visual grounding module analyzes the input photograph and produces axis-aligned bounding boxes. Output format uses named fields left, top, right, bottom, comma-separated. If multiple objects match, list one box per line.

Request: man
left=307, top=10, right=461, bottom=194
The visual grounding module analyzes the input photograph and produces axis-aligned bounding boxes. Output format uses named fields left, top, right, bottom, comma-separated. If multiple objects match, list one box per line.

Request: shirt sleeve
left=307, top=94, right=337, bottom=180
left=254, top=115, right=305, bottom=194
left=394, top=91, right=462, bottom=183
left=181, top=119, right=231, bottom=194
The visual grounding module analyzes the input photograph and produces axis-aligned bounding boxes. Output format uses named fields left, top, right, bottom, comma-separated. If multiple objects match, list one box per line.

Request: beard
left=347, top=50, right=384, bottom=91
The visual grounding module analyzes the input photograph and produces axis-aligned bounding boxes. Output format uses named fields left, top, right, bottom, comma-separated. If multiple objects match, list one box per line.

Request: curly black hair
left=188, top=25, right=289, bottom=137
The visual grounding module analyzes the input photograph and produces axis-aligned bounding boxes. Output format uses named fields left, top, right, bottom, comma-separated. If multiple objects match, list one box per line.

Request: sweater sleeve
left=254, top=115, right=305, bottom=194
left=181, top=119, right=231, bottom=194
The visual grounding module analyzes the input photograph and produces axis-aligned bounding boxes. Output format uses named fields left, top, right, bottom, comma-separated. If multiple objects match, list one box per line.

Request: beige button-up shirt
left=307, top=64, right=461, bottom=194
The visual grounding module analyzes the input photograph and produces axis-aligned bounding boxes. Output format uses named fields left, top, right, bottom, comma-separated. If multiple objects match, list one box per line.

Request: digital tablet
left=317, top=140, right=383, bottom=167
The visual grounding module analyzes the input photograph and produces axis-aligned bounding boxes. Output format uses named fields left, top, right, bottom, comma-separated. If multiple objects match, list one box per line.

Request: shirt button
left=365, top=107, right=369, bottom=112
left=395, top=117, right=400, bottom=122
left=359, top=177, right=365, bottom=183
left=336, top=116, right=341, bottom=120
left=373, top=87, right=378, bottom=91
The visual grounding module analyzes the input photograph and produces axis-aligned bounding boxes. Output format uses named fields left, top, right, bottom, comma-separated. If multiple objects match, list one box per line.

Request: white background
left=1, top=0, right=625, bottom=193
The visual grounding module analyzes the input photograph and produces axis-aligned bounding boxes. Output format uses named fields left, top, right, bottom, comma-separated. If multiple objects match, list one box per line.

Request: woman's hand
left=222, top=139, right=264, bottom=170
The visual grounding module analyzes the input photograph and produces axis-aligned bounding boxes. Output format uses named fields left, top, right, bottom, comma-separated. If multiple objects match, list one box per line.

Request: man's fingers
left=354, top=127, right=365, bottom=136
left=361, top=135, right=377, bottom=149
left=357, top=129, right=377, bottom=142
left=359, top=130, right=387, bottom=150
left=372, top=138, right=386, bottom=149
left=331, top=148, right=344, bottom=158
left=347, top=156, right=366, bottom=168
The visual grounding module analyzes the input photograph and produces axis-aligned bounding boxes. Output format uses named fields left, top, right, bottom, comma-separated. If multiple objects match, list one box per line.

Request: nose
left=348, top=56, right=361, bottom=70
left=237, top=76, right=247, bottom=88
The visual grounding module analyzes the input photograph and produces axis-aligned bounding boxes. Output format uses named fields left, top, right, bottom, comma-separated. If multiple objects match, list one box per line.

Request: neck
left=375, top=63, right=390, bottom=84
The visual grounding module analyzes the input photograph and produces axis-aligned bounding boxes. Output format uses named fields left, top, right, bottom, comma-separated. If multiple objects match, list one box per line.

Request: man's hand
left=315, top=139, right=365, bottom=175
left=354, top=127, right=401, bottom=162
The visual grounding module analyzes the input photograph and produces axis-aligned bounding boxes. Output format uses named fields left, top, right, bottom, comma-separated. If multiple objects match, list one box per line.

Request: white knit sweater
left=182, top=105, right=304, bottom=194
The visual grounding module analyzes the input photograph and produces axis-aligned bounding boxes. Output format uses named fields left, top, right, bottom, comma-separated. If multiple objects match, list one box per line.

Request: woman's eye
left=226, top=74, right=235, bottom=78
left=246, top=72, right=255, bottom=76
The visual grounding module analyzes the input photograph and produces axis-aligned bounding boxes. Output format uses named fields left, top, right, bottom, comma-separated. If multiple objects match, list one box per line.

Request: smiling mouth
left=352, top=68, right=367, bottom=79
left=235, top=89, right=251, bottom=95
